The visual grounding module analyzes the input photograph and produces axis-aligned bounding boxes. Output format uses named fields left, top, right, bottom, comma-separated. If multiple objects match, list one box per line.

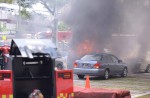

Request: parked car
left=136, top=58, right=150, bottom=73
left=55, top=51, right=68, bottom=70
left=55, top=57, right=67, bottom=70
left=34, top=31, right=51, bottom=39
left=74, top=53, right=128, bottom=79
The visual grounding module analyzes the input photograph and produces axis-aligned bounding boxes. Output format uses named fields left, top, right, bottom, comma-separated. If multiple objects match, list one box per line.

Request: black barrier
left=12, top=57, right=55, bottom=98
left=10, top=39, right=57, bottom=98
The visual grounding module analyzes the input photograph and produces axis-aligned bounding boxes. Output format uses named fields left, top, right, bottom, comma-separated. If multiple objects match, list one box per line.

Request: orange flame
left=77, top=40, right=93, bottom=56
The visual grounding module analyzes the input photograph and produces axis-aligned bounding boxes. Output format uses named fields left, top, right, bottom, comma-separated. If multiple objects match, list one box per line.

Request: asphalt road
left=73, top=73, right=150, bottom=97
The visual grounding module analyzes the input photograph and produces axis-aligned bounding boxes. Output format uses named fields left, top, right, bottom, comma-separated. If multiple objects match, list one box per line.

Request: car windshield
left=81, top=55, right=102, bottom=61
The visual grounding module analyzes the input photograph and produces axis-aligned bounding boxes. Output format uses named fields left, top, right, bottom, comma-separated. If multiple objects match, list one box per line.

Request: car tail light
left=94, top=62, right=101, bottom=69
left=74, top=62, right=78, bottom=68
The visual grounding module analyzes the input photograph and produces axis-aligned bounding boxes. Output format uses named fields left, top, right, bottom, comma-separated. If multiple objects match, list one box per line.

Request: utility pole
left=16, top=0, right=21, bottom=37
left=17, top=0, right=30, bottom=37
left=52, top=0, right=58, bottom=47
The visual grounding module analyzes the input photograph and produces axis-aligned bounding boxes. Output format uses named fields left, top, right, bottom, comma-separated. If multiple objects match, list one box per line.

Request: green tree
left=58, top=21, right=69, bottom=31
left=1, top=0, right=70, bottom=42
left=19, top=0, right=70, bottom=44
left=17, top=0, right=32, bottom=19
left=20, top=8, right=31, bottom=19
left=0, top=0, right=14, bottom=3
left=20, top=0, right=69, bottom=15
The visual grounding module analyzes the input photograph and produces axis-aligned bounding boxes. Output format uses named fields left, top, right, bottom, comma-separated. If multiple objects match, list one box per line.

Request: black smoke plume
left=67, top=0, right=150, bottom=72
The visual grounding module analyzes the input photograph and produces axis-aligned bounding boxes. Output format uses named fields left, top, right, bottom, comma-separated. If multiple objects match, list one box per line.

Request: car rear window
left=81, top=55, right=102, bottom=61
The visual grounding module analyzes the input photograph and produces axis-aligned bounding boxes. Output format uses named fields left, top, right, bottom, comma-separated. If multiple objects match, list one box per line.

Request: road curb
left=132, top=92, right=150, bottom=98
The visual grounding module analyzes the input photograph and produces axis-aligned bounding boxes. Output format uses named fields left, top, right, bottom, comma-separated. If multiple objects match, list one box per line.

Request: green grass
left=74, top=74, right=150, bottom=97
left=74, top=76, right=150, bottom=91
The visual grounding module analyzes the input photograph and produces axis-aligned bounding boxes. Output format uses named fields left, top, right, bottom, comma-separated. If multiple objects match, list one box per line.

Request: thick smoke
left=67, top=0, right=150, bottom=72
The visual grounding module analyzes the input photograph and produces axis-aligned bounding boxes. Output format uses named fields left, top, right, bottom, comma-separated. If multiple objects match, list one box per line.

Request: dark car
left=55, top=51, right=68, bottom=70
left=74, top=53, right=128, bottom=79
left=135, top=58, right=150, bottom=73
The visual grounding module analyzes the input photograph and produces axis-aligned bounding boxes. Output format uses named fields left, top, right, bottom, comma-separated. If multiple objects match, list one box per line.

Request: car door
left=110, top=55, right=123, bottom=74
left=101, top=55, right=109, bottom=69
left=105, top=55, right=116, bottom=75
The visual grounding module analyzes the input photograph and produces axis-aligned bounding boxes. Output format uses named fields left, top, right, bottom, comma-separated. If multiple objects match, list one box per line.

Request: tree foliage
left=0, top=22, right=7, bottom=32
left=0, top=0, right=70, bottom=21
left=58, top=21, right=69, bottom=31
left=20, top=8, right=31, bottom=19
left=0, top=0, right=14, bottom=3
left=20, top=0, right=69, bottom=15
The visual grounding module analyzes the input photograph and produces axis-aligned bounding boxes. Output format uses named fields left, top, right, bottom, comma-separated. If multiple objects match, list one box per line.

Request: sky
left=32, top=3, right=48, bottom=12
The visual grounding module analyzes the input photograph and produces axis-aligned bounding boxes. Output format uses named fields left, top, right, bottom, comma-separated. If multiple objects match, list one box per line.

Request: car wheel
left=146, top=65, right=150, bottom=73
left=56, top=64, right=63, bottom=70
left=121, top=68, right=128, bottom=77
left=78, top=75, right=85, bottom=79
left=103, top=70, right=109, bottom=80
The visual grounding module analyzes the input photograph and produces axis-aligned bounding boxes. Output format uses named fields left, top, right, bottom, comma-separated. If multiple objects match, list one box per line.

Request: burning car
left=135, top=53, right=150, bottom=73
left=74, top=53, right=128, bottom=79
